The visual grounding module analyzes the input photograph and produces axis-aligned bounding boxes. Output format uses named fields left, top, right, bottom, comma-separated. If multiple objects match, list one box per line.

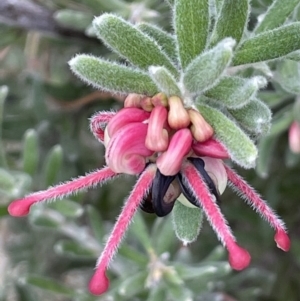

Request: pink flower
left=8, top=94, right=290, bottom=295
left=289, top=121, right=300, bottom=153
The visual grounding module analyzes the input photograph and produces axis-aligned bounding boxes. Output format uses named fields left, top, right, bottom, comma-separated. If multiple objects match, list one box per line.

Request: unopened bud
left=188, top=109, right=214, bottom=142
left=124, top=93, right=143, bottom=108
left=141, top=96, right=154, bottom=112
left=167, top=96, right=190, bottom=129
left=151, top=92, right=168, bottom=107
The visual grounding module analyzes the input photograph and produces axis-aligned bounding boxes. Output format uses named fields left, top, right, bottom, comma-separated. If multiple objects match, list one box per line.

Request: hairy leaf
left=255, top=0, right=300, bottom=33
left=93, top=14, right=177, bottom=76
left=174, top=0, right=210, bottom=69
left=149, top=66, right=181, bottom=96
left=233, top=23, right=300, bottom=65
left=210, top=0, right=250, bottom=46
left=205, top=76, right=267, bottom=108
left=197, top=103, right=258, bottom=168
left=183, top=38, right=235, bottom=95
left=137, top=23, right=177, bottom=63
left=69, top=55, right=158, bottom=95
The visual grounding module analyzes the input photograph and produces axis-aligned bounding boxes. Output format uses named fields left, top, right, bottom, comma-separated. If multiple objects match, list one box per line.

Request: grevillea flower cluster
left=8, top=92, right=290, bottom=295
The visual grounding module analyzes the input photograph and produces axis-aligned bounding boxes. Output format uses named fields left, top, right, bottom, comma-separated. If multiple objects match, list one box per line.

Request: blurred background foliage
left=0, top=0, right=300, bottom=300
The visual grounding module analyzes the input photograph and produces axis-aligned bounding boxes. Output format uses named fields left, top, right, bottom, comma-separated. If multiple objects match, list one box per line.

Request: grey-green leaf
left=254, top=0, right=300, bottom=33
left=69, top=55, right=158, bottom=95
left=22, top=275, right=74, bottom=296
left=137, top=23, right=177, bottom=63
left=93, top=14, right=177, bottom=76
left=205, top=76, right=267, bottom=109
left=256, top=135, right=278, bottom=178
left=54, top=9, right=93, bottom=31
left=197, top=103, right=258, bottom=168
left=174, top=0, right=210, bottom=69
left=22, top=129, right=39, bottom=176
left=229, top=98, right=272, bottom=135
left=276, top=59, right=300, bottom=95
left=149, top=66, right=181, bottom=96
left=233, top=23, right=300, bottom=66
left=43, top=145, right=63, bottom=187
left=172, top=199, right=203, bottom=245
left=183, top=38, right=235, bottom=95
left=210, top=0, right=250, bottom=46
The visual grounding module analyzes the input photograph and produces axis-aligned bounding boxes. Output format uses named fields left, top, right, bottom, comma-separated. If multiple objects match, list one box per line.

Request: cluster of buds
left=8, top=93, right=290, bottom=295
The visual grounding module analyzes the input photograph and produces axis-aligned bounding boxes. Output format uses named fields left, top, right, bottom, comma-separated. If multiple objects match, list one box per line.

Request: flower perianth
left=106, top=107, right=150, bottom=137
left=8, top=167, right=117, bottom=217
left=181, top=161, right=251, bottom=271
left=145, top=105, right=169, bottom=151
left=89, top=164, right=156, bottom=295
left=224, top=165, right=290, bottom=252
left=192, top=138, right=229, bottom=159
left=90, top=111, right=116, bottom=143
left=105, top=123, right=154, bottom=175
left=156, top=128, right=193, bottom=176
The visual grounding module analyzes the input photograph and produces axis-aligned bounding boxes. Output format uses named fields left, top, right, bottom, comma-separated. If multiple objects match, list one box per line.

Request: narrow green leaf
left=86, top=205, right=105, bottom=243
left=197, top=103, right=258, bottom=168
left=205, top=76, right=267, bottom=109
left=93, top=14, right=177, bottom=76
left=22, top=129, right=39, bottom=176
left=233, top=23, right=300, bottom=65
left=43, top=145, right=63, bottom=187
left=47, top=199, right=84, bottom=218
left=174, top=0, right=210, bottom=69
left=129, top=211, right=152, bottom=252
left=0, top=86, right=8, bottom=168
left=22, top=275, right=74, bottom=296
left=286, top=50, right=300, bottom=61
left=0, top=168, right=15, bottom=191
left=118, top=244, right=148, bottom=265
left=175, top=261, right=230, bottom=280
left=69, top=55, right=158, bottom=95
left=137, top=23, right=177, bottom=63
left=54, top=239, right=96, bottom=259
left=172, top=199, right=203, bottom=245
left=269, top=105, right=294, bottom=137
left=149, top=66, right=181, bottom=96
left=203, top=245, right=226, bottom=261
left=229, top=98, right=272, bottom=135
left=256, top=135, right=278, bottom=178
left=183, top=38, right=235, bottom=95
left=118, top=271, right=147, bottom=297
left=255, top=0, right=300, bottom=33
left=151, top=216, right=176, bottom=254
left=210, top=0, right=250, bottom=46
left=215, top=0, right=224, bottom=13
left=146, top=286, right=167, bottom=301
left=54, top=9, right=93, bottom=31
left=276, top=59, right=300, bottom=95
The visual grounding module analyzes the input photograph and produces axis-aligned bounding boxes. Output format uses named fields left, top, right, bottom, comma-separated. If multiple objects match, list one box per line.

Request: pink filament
left=224, top=165, right=290, bottom=252
left=88, top=164, right=156, bottom=295
left=182, top=161, right=251, bottom=270
left=8, top=167, right=116, bottom=217
left=90, top=111, right=116, bottom=143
